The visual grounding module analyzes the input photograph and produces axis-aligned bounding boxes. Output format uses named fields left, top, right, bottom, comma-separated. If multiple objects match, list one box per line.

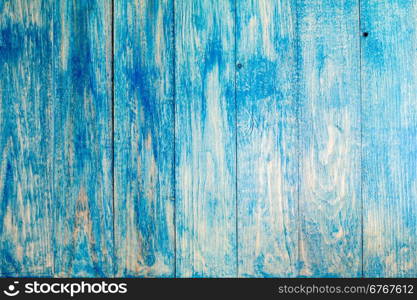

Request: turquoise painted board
left=114, top=0, right=175, bottom=277
left=362, top=0, right=417, bottom=277
left=52, top=0, right=114, bottom=277
left=236, top=0, right=298, bottom=277
left=297, top=0, right=362, bottom=277
left=0, top=0, right=113, bottom=277
left=0, top=0, right=54, bottom=277
left=175, top=0, right=237, bottom=277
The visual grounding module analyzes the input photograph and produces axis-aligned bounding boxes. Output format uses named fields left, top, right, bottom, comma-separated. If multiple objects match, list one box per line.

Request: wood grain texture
left=362, top=0, right=417, bottom=277
left=297, top=0, right=362, bottom=277
left=3, top=0, right=417, bottom=278
left=114, top=0, right=175, bottom=277
left=236, top=0, right=298, bottom=277
left=52, top=0, right=114, bottom=277
left=0, top=0, right=54, bottom=277
left=175, top=0, right=237, bottom=277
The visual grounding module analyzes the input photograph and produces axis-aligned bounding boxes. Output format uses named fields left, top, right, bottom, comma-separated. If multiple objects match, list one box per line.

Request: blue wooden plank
left=236, top=0, right=299, bottom=277
left=297, top=0, right=362, bottom=277
left=362, top=0, right=417, bottom=277
left=114, top=0, right=175, bottom=277
left=0, top=0, right=54, bottom=277
left=52, top=0, right=114, bottom=277
left=175, top=0, right=237, bottom=277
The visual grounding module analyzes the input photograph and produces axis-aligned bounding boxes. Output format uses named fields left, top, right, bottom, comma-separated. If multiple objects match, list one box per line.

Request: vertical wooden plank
left=53, top=0, right=114, bottom=277
left=362, top=0, right=417, bottom=277
left=175, top=0, right=237, bottom=277
left=297, top=0, right=362, bottom=276
left=236, top=0, right=298, bottom=277
left=114, top=0, right=175, bottom=277
left=0, top=0, right=53, bottom=276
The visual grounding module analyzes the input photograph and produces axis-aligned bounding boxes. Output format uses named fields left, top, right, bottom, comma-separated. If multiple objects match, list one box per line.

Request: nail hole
left=362, top=32, right=369, bottom=37
left=237, top=63, right=243, bottom=69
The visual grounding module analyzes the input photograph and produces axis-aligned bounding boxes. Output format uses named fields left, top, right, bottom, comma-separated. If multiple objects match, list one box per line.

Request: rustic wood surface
left=1, top=0, right=416, bottom=277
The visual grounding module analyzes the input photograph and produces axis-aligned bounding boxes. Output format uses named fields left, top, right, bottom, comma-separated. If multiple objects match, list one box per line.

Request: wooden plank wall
left=1, top=0, right=417, bottom=278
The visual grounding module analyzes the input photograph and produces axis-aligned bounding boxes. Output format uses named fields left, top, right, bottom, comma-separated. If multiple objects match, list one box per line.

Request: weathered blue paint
left=297, top=0, right=362, bottom=277
left=52, top=0, right=114, bottom=277
left=362, top=0, right=417, bottom=277
left=175, top=0, right=237, bottom=277
left=114, top=0, right=175, bottom=277
left=0, top=0, right=113, bottom=277
left=0, top=0, right=54, bottom=277
left=236, top=0, right=298, bottom=277
left=1, top=0, right=417, bottom=278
